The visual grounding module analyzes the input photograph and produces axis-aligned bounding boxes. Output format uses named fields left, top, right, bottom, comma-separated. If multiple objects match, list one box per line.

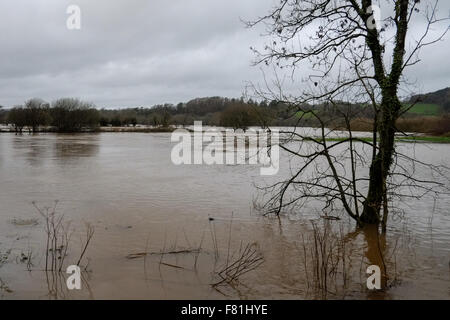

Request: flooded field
left=0, top=132, right=449, bottom=299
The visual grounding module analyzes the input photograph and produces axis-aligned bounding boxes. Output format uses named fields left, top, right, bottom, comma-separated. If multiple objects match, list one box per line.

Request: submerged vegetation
left=0, top=201, right=96, bottom=299
left=32, top=201, right=94, bottom=272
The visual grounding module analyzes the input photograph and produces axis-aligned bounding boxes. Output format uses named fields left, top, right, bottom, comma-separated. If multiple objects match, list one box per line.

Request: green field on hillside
left=404, top=103, right=442, bottom=116
left=295, top=111, right=314, bottom=119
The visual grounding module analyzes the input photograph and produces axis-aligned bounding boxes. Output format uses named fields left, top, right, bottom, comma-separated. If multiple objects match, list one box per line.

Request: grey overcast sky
left=0, top=0, right=449, bottom=108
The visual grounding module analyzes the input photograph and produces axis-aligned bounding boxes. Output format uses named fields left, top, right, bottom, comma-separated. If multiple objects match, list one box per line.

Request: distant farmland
left=404, top=103, right=442, bottom=116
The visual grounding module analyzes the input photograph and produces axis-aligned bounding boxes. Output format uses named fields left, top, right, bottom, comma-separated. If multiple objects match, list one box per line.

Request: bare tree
left=24, top=98, right=50, bottom=133
left=248, top=0, right=449, bottom=229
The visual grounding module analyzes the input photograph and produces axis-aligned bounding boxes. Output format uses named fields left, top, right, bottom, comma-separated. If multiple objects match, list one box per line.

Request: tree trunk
left=361, top=157, right=384, bottom=224
left=360, top=90, right=400, bottom=225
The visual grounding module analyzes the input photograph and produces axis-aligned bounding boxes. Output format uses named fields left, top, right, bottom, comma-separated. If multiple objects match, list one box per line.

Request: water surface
left=0, top=132, right=449, bottom=299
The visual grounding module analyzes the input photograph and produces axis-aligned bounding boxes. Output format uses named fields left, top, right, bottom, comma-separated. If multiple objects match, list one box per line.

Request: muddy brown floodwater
left=0, top=132, right=449, bottom=299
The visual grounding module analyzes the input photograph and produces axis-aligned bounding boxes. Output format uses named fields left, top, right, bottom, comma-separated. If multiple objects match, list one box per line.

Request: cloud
left=0, top=0, right=448, bottom=108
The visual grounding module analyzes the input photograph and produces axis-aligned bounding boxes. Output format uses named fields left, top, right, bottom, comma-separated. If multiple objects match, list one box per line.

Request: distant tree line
left=3, top=96, right=293, bottom=132
left=6, top=98, right=99, bottom=133
left=0, top=106, right=6, bottom=125
left=95, top=97, right=300, bottom=129
left=3, top=95, right=442, bottom=133
left=0, top=96, right=386, bottom=132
